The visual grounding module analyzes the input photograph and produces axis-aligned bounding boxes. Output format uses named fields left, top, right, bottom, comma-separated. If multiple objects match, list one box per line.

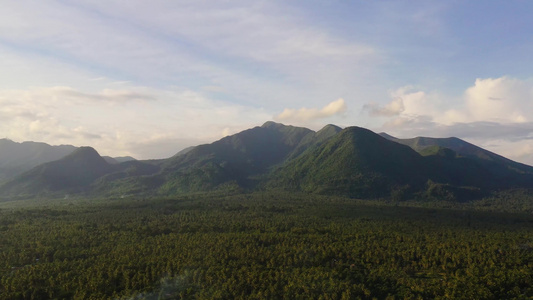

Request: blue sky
left=1, top=1, right=533, bottom=163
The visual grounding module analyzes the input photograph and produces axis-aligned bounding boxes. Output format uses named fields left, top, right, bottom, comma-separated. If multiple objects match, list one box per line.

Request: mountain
left=286, top=124, right=342, bottom=160
left=100, top=122, right=341, bottom=196
left=270, top=127, right=533, bottom=199
left=269, top=126, right=430, bottom=198
left=1, top=147, right=159, bottom=198
left=103, top=156, right=137, bottom=164
left=114, top=156, right=136, bottom=163
left=380, top=134, right=533, bottom=182
left=156, top=121, right=315, bottom=194
left=0, top=147, right=114, bottom=197
left=0, top=139, right=77, bottom=183
left=173, top=146, right=196, bottom=157
left=103, top=156, right=119, bottom=164
left=2, top=122, right=533, bottom=201
left=91, top=160, right=161, bottom=196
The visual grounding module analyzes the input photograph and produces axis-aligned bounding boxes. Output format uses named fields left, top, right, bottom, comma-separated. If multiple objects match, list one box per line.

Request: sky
left=1, top=1, right=533, bottom=163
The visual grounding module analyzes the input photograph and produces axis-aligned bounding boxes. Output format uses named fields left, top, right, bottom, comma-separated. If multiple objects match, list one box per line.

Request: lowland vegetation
left=1, top=122, right=532, bottom=299
left=0, top=191, right=531, bottom=299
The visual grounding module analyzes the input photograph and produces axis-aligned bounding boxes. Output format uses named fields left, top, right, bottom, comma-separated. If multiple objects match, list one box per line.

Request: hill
left=0, top=139, right=77, bottom=183
left=269, top=126, right=430, bottom=198
left=2, top=122, right=533, bottom=201
left=0, top=147, right=114, bottom=197
left=102, top=156, right=137, bottom=164
left=380, top=134, right=533, bottom=185
left=156, top=121, right=315, bottom=194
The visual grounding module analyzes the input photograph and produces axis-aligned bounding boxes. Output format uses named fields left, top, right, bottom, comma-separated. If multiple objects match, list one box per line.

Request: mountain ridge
left=0, top=139, right=139, bottom=184
left=1, top=122, right=532, bottom=201
left=380, top=134, right=533, bottom=179
left=0, top=138, right=77, bottom=183
left=1, top=147, right=114, bottom=196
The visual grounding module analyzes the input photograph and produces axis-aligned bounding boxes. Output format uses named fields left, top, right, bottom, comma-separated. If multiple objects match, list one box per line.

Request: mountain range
left=1, top=121, right=532, bottom=201
left=0, top=139, right=77, bottom=183
left=0, top=139, right=135, bottom=185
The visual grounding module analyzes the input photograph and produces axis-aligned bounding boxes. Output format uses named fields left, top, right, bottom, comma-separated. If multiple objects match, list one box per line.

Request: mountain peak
left=270, top=125, right=428, bottom=198
left=325, top=124, right=341, bottom=129
left=261, top=121, right=285, bottom=129
left=0, top=138, right=15, bottom=144
left=3, top=122, right=533, bottom=200
left=341, top=126, right=378, bottom=137
left=0, top=139, right=78, bottom=183
left=316, top=124, right=341, bottom=138
left=0, top=146, right=114, bottom=195
left=69, top=146, right=100, bottom=156
left=62, top=146, right=106, bottom=163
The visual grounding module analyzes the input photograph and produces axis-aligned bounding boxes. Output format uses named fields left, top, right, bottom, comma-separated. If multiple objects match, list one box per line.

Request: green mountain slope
left=380, top=134, right=533, bottom=184
left=91, top=160, right=162, bottom=196
left=286, top=124, right=342, bottom=160
left=103, top=156, right=137, bottom=164
left=270, top=127, right=533, bottom=200
left=2, top=122, right=533, bottom=201
left=0, top=139, right=77, bottom=183
left=269, top=126, right=430, bottom=198
left=0, top=147, right=114, bottom=197
left=157, top=121, right=314, bottom=193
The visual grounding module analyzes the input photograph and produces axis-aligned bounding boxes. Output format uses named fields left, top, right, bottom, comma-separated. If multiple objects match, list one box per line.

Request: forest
left=0, top=192, right=532, bottom=299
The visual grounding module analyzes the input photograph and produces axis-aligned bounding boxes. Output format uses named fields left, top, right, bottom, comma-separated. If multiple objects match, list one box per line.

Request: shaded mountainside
left=1, top=122, right=533, bottom=200
left=0, top=139, right=137, bottom=183
left=0, top=147, right=114, bottom=196
left=172, top=146, right=196, bottom=158
left=286, top=124, right=342, bottom=160
left=381, top=134, right=533, bottom=185
left=91, top=160, right=162, bottom=196
left=89, top=122, right=342, bottom=196
left=103, top=156, right=137, bottom=165
left=0, top=139, right=77, bottom=182
left=0, top=147, right=158, bottom=197
left=269, top=126, right=429, bottom=198
left=156, top=121, right=315, bottom=193
left=380, top=134, right=533, bottom=172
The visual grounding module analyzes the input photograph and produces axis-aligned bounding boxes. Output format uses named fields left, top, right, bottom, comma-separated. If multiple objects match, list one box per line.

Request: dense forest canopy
left=1, top=192, right=531, bottom=299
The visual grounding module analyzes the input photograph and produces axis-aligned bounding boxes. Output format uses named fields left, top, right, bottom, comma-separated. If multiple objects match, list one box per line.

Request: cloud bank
left=1, top=2, right=533, bottom=164
left=275, top=98, right=347, bottom=122
left=0, top=85, right=271, bottom=159
left=364, top=76, right=533, bottom=164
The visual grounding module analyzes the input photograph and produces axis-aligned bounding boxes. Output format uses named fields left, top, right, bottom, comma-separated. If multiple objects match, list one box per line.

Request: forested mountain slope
left=0, top=147, right=114, bottom=196
left=381, top=134, right=533, bottom=188
left=0, top=139, right=77, bottom=183
left=1, top=122, right=533, bottom=200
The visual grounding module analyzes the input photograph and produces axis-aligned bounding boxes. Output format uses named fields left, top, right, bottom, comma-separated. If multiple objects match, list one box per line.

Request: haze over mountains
left=1, top=121, right=533, bottom=201
left=0, top=139, right=77, bottom=183
left=0, top=139, right=135, bottom=184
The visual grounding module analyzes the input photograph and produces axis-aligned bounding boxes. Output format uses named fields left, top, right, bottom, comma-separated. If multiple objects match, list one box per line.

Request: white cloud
left=363, top=97, right=404, bottom=117
left=74, top=1, right=376, bottom=66
left=463, top=77, right=533, bottom=123
left=366, top=77, right=533, bottom=128
left=0, top=1, right=381, bottom=112
left=275, top=98, right=347, bottom=122
left=366, top=87, right=440, bottom=120
left=50, top=87, right=157, bottom=103
left=2, top=1, right=531, bottom=165
left=0, top=85, right=271, bottom=159
left=364, top=77, right=533, bottom=164
left=2, top=2, right=377, bottom=158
